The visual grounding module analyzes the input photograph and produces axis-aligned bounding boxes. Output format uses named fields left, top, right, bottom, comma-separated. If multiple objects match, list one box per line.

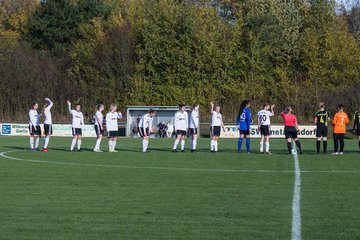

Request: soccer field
left=0, top=137, right=359, bottom=240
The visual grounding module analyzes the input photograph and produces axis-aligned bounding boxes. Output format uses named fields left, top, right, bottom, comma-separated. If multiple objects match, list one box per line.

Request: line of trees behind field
left=0, top=0, right=359, bottom=123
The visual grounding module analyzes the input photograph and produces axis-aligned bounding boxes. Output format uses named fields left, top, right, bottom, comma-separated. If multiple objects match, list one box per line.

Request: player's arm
left=313, top=112, right=318, bottom=124
left=246, top=110, right=251, bottom=128
left=117, top=112, right=122, bottom=119
left=81, top=114, right=84, bottom=126
left=185, top=112, right=189, bottom=130
left=210, top=102, right=214, bottom=115
left=45, top=98, right=53, bottom=110
left=270, top=104, right=275, bottom=116
left=295, top=117, right=299, bottom=131
left=257, top=114, right=261, bottom=129
left=67, top=100, right=72, bottom=114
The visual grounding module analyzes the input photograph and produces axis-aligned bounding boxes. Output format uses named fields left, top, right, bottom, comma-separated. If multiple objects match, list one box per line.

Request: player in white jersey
left=42, top=98, right=53, bottom=152
left=210, top=102, right=225, bottom=152
left=93, top=104, right=105, bottom=152
left=106, top=104, right=122, bottom=152
left=138, top=109, right=156, bottom=153
left=29, top=101, right=42, bottom=151
left=257, top=103, right=275, bottom=154
left=172, top=104, right=189, bottom=152
left=67, top=100, right=84, bottom=152
left=189, top=104, right=199, bottom=152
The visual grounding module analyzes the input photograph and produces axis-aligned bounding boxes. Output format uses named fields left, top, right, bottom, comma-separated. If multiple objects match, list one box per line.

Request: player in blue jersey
left=237, top=100, right=252, bottom=154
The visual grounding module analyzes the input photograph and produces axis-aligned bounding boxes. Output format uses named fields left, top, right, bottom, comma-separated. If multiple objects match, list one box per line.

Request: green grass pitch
left=0, top=136, right=359, bottom=239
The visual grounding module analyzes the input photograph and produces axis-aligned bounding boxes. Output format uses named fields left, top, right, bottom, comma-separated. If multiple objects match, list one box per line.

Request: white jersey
left=44, top=99, right=53, bottom=125
left=138, top=113, right=153, bottom=129
left=258, top=110, right=272, bottom=126
left=29, top=109, right=41, bottom=126
left=68, top=104, right=84, bottom=128
left=190, top=110, right=199, bottom=129
left=211, top=111, right=222, bottom=127
left=174, top=111, right=188, bottom=131
left=106, top=111, right=122, bottom=131
left=94, top=111, right=104, bottom=127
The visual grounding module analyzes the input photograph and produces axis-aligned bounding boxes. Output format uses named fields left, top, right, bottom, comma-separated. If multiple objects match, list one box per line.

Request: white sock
left=181, top=140, right=185, bottom=150
left=173, top=139, right=179, bottom=150
left=265, top=142, right=270, bottom=152
left=211, top=140, right=214, bottom=151
left=77, top=140, right=81, bottom=150
left=35, top=137, right=40, bottom=148
left=113, top=140, right=117, bottom=150
left=71, top=139, right=76, bottom=151
left=95, top=138, right=101, bottom=150
left=259, top=142, right=263, bottom=153
left=193, top=139, right=197, bottom=150
left=142, top=139, right=149, bottom=152
left=109, top=140, right=113, bottom=151
left=30, top=137, right=34, bottom=149
left=44, top=136, right=50, bottom=148
left=215, top=141, right=218, bottom=151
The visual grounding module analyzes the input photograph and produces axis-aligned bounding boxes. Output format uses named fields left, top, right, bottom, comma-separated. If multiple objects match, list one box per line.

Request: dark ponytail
left=237, top=100, right=250, bottom=123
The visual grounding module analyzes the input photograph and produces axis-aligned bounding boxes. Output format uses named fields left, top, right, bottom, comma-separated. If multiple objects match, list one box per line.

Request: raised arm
left=271, top=105, right=275, bottom=116
left=67, top=100, right=72, bottom=114
left=210, top=102, right=214, bottom=115
left=45, top=98, right=53, bottom=110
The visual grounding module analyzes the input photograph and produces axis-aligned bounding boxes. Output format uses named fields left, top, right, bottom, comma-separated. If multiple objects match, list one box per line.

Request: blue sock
left=246, top=138, right=251, bottom=153
left=238, top=138, right=243, bottom=152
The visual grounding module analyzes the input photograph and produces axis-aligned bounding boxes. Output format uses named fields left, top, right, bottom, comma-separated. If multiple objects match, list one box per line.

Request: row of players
left=28, top=99, right=360, bottom=154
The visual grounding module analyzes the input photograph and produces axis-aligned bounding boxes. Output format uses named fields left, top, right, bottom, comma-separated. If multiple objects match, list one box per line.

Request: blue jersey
left=237, top=107, right=252, bottom=131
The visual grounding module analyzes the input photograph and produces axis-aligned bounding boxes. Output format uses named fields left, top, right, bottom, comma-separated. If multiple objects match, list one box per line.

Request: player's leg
left=70, top=128, right=77, bottom=151
left=112, top=137, right=118, bottom=152
left=180, top=134, right=186, bottom=152
left=339, top=134, right=345, bottom=154
left=77, top=135, right=82, bottom=151
left=286, top=138, right=292, bottom=154
left=316, top=137, right=321, bottom=154
left=173, top=132, right=181, bottom=152
left=333, top=133, right=339, bottom=154
left=34, top=127, right=41, bottom=150
left=265, top=135, right=271, bottom=154
left=213, top=135, right=219, bottom=152
left=238, top=132, right=244, bottom=153
left=29, top=125, right=35, bottom=150
left=245, top=132, right=251, bottom=154
left=259, top=135, right=264, bottom=153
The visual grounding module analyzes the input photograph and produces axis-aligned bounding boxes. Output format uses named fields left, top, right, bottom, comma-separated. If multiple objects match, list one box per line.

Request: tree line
left=0, top=0, right=359, bottom=123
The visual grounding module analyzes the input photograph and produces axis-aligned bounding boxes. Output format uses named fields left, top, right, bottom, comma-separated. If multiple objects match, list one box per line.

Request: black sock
left=287, top=142, right=292, bottom=153
left=323, top=141, right=327, bottom=153
left=316, top=141, right=320, bottom=153
left=295, top=140, right=302, bottom=151
left=358, top=140, right=360, bottom=149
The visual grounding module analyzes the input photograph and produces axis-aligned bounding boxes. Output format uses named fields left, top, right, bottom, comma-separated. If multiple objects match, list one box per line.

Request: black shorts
left=239, top=130, right=250, bottom=135
left=260, top=125, right=270, bottom=136
left=189, top=128, right=198, bottom=135
left=94, top=125, right=104, bottom=135
left=108, top=130, right=119, bottom=138
left=284, top=126, right=298, bottom=139
left=176, top=130, right=187, bottom=136
left=316, top=125, right=328, bottom=138
left=44, top=124, right=53, bottom=135
left=72, top=128, right=82, bottom=136
left=139, top=127, right=150, bottom=138
left=29, top=125, right=41, bottom=136
left=211, top=126, right=221, bottom=137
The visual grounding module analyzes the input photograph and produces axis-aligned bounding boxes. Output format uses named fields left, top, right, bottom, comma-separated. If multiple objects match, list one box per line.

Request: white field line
left=0, top=150, right=360, bottom=174
left=291, top=149, right=301, bottom=240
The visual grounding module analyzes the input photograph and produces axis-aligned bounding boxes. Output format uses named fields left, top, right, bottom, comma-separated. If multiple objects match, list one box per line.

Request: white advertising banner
left=0, top=123, right=97, bottom=137
left=221, top=125, right=317, bottom=139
